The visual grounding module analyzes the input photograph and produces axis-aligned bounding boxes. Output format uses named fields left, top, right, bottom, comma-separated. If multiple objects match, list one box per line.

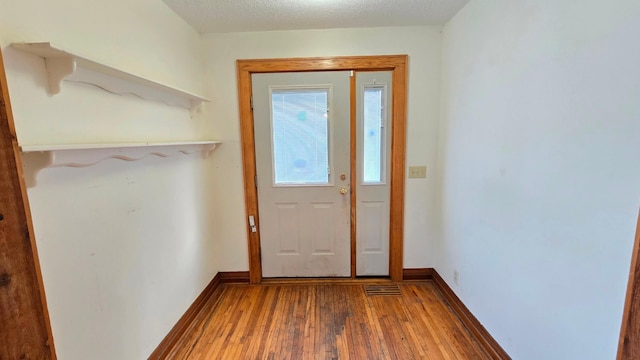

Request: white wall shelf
left=21, top=141, right=221, bottom=187
left=11, top=42, right=211, bottom=117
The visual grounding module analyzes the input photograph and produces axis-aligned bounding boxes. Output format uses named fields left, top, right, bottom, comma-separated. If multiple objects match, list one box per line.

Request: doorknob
left=340, top=188, right=348, bottom=195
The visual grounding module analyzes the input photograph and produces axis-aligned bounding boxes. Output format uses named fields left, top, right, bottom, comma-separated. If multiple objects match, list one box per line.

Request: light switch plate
left=408, top=166, right=427, bottom=178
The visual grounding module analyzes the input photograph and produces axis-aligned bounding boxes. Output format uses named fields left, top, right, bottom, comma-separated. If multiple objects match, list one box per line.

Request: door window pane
left=363, top=87, right=384, bottom=183
left=271, top=89, right=330, bottom=185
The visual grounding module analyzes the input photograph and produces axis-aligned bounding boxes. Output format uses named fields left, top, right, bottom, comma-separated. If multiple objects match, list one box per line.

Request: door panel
left=361, top=201, right=385, bottom=252
left=253, top=71, right=351, bottom=277
left=275, top=203, right=300, bottom=254
left=356, top=71, right=392, bottom=276
left=311, top=202, right=336, bottom=254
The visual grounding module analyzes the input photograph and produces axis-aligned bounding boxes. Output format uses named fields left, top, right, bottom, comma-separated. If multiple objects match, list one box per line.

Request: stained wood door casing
left=0, top=50, right=56, bottom=358
left=237, top=55, right=408, bottom=283
left=618, top=210, right=640, bottom=359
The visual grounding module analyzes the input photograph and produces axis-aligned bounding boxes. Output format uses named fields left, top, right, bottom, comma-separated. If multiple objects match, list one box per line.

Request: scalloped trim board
left=20, top=141, right=220, bottom=187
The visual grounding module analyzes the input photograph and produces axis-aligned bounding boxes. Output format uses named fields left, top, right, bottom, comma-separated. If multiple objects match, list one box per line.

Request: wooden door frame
left=618, top=209, right=640, bottom=359
left=0, top=49, right=56, bottom=358
left=237, top=55, right=408, bottom=284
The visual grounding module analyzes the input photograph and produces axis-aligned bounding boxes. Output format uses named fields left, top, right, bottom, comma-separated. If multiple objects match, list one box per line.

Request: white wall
left=0, top=1, right=219, bottom=359
left=437, top=1, right=640, bottom=359
left=202, top=26, right=442, bottom=271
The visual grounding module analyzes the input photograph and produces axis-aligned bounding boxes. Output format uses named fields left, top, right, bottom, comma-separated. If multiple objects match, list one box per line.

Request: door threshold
left=260, top=277, right=391, bottom=285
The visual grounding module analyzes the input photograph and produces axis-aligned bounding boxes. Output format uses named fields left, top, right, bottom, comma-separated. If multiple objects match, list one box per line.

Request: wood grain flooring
left=168, top=281, right=490, bottom=359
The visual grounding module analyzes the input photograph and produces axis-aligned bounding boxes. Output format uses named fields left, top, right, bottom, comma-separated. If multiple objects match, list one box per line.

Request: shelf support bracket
left=45, top=56, right=76, bottom=95
left=202, top=143, right=219, bottom=158
left=189, top=100, right=203, bottom=118
left=22, top=151, right=54, bottom=188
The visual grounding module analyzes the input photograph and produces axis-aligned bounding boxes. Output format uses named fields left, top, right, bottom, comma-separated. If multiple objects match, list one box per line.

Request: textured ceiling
left=162, top=0, right=470, bottom=34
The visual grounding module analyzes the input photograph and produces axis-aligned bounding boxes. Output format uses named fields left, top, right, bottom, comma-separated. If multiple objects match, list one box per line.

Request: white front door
left=252, top=70, right=393, bottom=278
left=252, top=71, right=351, bottom=277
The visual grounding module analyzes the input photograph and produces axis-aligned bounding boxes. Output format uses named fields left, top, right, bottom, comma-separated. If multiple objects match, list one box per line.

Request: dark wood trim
left=236, top=55, right=408, bottom=284
left=618, top=210, right=640, bottom=359
left=388, top=61, right=408, bottom=283
left=402, top=268, right=434, bottom=281
left=148, top=273, right=223, bottom=359
left=432, top=270, right=511, bottom=360
left=0, top=48, right=56, bottom=359
left=236, top=62, right=262, bottom=284
left=219, top=271, right=250, bottom=284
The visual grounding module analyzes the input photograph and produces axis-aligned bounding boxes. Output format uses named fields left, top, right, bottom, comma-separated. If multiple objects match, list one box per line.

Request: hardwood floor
left=168, top=281, right=490, bottom=359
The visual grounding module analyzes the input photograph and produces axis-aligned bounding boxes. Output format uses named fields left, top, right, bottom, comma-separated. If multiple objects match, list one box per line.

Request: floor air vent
left=364, top=284, right=402, bottom=296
